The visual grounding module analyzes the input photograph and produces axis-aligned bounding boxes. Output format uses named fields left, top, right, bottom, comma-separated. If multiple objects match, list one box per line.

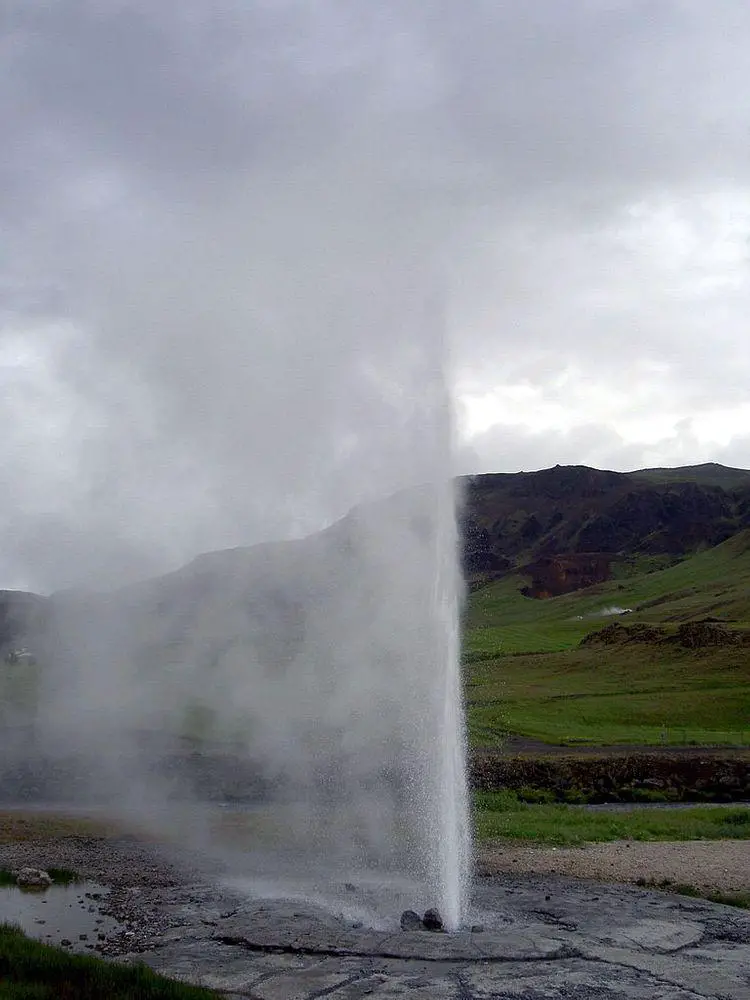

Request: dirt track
left=483, top=737, right=750, bottom=758
left=478, top=838, right=750, bottom=895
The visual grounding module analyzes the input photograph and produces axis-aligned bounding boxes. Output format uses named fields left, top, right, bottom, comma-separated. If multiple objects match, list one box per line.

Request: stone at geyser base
left=399, top=909, right=424, bottom=931
left=422, top=907, right=444, bottom=931
left=399, top=907, right=445, bottom=932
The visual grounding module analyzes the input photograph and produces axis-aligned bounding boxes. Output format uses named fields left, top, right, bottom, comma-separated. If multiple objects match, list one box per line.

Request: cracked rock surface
left=3, top=836, right=749, bottom=997
left=124, top=875, right=750, bottom=999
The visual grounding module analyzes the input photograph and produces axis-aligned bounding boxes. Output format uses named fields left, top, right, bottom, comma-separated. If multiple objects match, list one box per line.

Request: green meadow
left=464, top=530, right=750, bottom=747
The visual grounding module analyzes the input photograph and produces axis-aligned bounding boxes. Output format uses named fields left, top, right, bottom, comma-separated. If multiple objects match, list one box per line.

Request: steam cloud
left=9, top=0, right=750, bottom=925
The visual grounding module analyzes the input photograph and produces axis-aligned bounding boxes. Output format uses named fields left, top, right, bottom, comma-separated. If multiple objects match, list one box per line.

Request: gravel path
left=478, top=838, right=750, bottom=894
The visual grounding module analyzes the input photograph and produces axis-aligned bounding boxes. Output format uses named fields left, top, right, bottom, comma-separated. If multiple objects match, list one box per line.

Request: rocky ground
left=2, top=831, right=750, bottom=951
left=2, top=832, right=750, bottom=996
left=0, top=833, right=222, bottom=955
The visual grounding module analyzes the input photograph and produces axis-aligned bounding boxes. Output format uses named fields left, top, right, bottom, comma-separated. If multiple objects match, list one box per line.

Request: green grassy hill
left=464, top=529, right=750, bottom=748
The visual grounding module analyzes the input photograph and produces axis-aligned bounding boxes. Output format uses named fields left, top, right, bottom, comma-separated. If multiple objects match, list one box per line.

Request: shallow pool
left=0, top=881, right=123, bottom=950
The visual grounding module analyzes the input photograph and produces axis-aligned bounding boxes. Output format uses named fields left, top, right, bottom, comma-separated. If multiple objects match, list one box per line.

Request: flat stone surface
left=124, top=874, right=750, bottom=998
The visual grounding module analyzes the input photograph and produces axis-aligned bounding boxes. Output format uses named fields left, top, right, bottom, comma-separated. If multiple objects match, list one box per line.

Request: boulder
left=399, top=910, right=424, bottom=931
left=423, top=908, right=444, bottom=932
left=15, top=867, right=53, bottom=888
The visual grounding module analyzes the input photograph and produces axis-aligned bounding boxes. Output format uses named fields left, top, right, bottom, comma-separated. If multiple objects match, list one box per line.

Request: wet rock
left=15, top=867, right=53, bottom=888
left=470, top=924, right=484, bottom=933
left=423, top=908, right=444, bottom=932
left=400, top=909, right=424, bottom=931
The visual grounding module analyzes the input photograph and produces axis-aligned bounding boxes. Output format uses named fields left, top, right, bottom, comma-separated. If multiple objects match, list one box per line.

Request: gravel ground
left=477, top=838, right=750, bottom=894
left=2, top=831, right=749, bottom=958
left=0, top=834, right=219, bottom=956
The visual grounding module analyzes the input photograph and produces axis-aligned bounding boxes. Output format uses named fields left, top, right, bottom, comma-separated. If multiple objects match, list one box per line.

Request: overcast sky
left=3, top=1, right=750, bottom=591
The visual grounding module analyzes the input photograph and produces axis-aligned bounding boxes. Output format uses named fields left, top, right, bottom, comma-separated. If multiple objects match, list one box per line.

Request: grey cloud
left=466, top=420, right=750, bottom=480
left=3, top=2, right=750, bottom=589
left=462, top=422, right=647, bottom=477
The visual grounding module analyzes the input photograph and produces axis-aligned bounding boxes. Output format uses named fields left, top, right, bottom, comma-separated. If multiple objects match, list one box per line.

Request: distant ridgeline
left=461, top=462, right=750, bottom=597
left=2, top=462, right=750, bottom=672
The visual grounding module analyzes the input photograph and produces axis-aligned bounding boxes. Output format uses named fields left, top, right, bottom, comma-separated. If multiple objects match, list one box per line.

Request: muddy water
left=0, top=881, right=123, bottom=949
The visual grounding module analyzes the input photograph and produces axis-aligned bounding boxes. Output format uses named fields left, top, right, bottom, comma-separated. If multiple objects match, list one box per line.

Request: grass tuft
left=0, top=923, right=218, bottom=999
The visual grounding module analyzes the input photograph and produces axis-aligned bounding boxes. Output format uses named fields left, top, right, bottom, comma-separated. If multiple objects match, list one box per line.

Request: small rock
left=351, top=921, right=363, bottom=929
left=423, top=908, right=444, bottom=932
left=79, top=934, right=88, bottom=941
left=61, top=939, right=72, bottom=947
left=470, top=924, right=484, bottom=933
left=15, top=868, right=53, bottom=889
left=400, top=909, right=424, bottom=931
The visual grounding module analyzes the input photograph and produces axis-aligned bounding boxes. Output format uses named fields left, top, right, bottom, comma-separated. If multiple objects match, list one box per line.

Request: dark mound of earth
left=581, top=618, right=750, bottom=648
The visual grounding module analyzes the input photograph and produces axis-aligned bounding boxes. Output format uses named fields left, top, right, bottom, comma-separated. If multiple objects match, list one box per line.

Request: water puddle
left=0, top=881, right=123, bottom=950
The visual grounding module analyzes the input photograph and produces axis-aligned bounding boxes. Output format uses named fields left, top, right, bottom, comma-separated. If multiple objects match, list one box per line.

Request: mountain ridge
left=1, top=461, right=749, bottom=660
left=461, top=461, right=750, bottom=594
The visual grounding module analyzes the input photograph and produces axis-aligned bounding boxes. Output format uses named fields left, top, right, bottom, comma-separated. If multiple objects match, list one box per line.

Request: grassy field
left=474, top=792, right=750, bottom=846
left=0, top=924, right=217, bottom=999
left=0, top=813, right=128, bottom=844
left=464, top=530, right=750, bottom=747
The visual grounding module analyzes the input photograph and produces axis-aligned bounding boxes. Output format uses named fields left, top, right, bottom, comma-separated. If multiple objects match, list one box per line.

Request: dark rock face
left=520, top=554, right=613, bottom=598
left=461, top=462, right=750, bottom=595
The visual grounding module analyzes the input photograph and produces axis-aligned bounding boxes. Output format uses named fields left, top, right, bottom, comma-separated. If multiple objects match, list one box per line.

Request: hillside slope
left=1, top=465, right=749, bottom=754
left=465, top=529, right=750, bottom=747
left=462, top=462, right=750, bottom=593
left=2, top=462, right=749, bottom=668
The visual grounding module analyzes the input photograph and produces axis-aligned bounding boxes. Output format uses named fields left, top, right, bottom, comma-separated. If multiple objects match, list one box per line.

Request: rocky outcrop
left=520, top=554, right=613, bottom=598
left=581, top=619, right=747, bottom=649
left=581, top=622, right=668, bottom=646
left=675, top=620, right=742, bottom=648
